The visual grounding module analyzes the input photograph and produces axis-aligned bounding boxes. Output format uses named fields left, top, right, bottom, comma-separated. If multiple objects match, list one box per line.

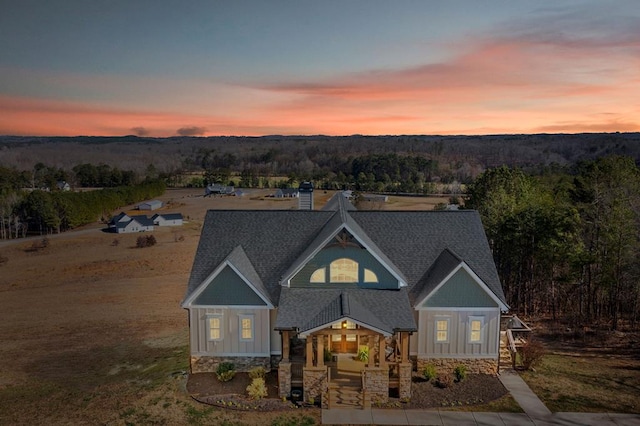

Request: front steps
left=328, top=382, right=363, bottom=408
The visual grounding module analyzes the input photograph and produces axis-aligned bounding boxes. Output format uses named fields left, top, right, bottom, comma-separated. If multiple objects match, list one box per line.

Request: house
left=152, top=213, right=184, bottom=226
left=206, top=184, right=235, bottom=196
left=182, top=194, right=507, bottom=407
left=56, top=181, right=71, bottom=191
left=109, top=213, right=155, bottom=233
left=274, top=188, right=299, bottom=198
left=138, top=200, right=163, bottom=211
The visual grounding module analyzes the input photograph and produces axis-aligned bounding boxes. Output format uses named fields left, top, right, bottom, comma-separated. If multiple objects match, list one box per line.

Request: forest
left=0, top=133, right=639, bottom=330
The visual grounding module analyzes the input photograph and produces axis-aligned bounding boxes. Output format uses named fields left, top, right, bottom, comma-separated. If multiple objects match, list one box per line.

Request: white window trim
left=206, top=314, right=223, bottom=342
left=468, top=316, right=484, bottom=344
left=239, top=314, right=255, bottom=342
left=435, top=317, right=450, bottom=343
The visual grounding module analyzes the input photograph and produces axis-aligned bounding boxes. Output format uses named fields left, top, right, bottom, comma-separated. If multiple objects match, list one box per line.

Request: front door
left=331, top=321, right=357, bottom=353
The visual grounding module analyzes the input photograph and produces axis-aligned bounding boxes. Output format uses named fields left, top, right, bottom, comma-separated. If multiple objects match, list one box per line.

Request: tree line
left=466, top=155, right=640, bottom=330
left=0, top=180, right=165, bottom=238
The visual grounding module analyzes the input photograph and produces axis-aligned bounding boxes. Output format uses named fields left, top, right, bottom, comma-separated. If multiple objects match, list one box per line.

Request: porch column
left=306, top=336, right=314, bottom=367
left=367, top=335, right=375, bottom=368
left=317, top=334, right=324, bottom=367
left=401, top=332, right=409, bottom=363
left=378, top=336, right=386, bottom=368
left=282, top=330, right=290, bottom=362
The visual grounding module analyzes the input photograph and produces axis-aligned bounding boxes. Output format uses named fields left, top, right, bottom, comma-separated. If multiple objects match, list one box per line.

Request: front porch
left=278, top=327, right=413, bottom=409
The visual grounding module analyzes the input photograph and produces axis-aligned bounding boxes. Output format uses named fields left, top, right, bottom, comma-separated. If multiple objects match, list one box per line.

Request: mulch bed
left=187, top=371, right=509, bottom=411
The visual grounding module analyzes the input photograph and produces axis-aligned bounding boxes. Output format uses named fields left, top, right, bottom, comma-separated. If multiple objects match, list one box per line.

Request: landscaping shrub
left=215, top=362, right=236, bottom=382
left=136, top=234, right=157, bottom=248
left=246, top=377, right=267, bottom=399
left=324, top=347, right=332, bottom=362
left=520, top=338, right=545, bottom=370
left=422, top=363, right=436, bottom=381
left=356, top=345, right=369, bottom=362
left=435, top=374, right=453, bottom=389
left=248, top=366, right=266, bottom=380
left=454, top=365, right=467, bottom=382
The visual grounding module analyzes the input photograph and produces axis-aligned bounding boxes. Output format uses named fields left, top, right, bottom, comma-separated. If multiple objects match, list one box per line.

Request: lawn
left=520, top=350, right=640, bottom=413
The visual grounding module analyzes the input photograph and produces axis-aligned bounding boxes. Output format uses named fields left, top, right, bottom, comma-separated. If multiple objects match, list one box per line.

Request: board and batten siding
left=190, top=307, right=271, bottom=356
left=417, top=309, right=500, bottom=358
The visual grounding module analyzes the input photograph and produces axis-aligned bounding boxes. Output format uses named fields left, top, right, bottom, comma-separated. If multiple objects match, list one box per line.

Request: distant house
left=152, top=213, right=184, bottom=227
left=109, top=212, right=154, bottom=233
left=138, top=200, right=163, bottom=211
left=274, top=188, right=299, bottom=198
left=56, top=181, right=71, bottom=191
left=205, top=184, right=234, bottom=196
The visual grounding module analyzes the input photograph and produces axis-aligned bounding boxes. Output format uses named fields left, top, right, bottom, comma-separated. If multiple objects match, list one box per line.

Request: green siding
left=423, top=268, right=497, bottom=308
left=290, top=245, right=397, bottom=289
left=194, top=266, right=267, bottom=306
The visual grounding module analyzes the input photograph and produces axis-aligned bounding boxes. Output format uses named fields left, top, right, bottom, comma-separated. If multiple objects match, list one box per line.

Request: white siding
left=416, top=308, right=500, bottom=358
left=190, top=307, right=271, bottom=356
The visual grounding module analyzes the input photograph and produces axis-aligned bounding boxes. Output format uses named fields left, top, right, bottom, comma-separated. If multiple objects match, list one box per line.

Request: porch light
left=342, top=321, right=347, bottom=329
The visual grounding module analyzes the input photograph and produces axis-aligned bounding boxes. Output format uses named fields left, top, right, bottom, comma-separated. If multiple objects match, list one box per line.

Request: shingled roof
left=183, top=197, right=507, bottom=329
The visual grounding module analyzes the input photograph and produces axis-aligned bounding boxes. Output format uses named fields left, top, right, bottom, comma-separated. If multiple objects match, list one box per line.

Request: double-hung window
left=469, top=316, right=484, bottom=343
left=435, top=317, right=450, bottom=343
left=239, top=314, right=254, bottom=341
left=207, top=315, right=223, bottom=341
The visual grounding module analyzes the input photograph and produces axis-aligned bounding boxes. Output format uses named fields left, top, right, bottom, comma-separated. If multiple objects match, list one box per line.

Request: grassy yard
left=520, top=352, right=640, bottom=413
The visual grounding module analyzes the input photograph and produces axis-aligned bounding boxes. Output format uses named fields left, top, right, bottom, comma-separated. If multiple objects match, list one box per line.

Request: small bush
left=246, top=377, right=267, bottom=399
left=136, top=235, right=157, bottom=248
left=520, top=339, right=545, bottom=370
left=422, top=364, right=436, bottom=381
left=454, top=365, right=467, bottom=382
left=324, top=347, right=332, bottom=362
left=356, top=345, right=369, bottom=362
left=111, top=238, right=120, bottom=246
left=248, top=366, right=266, bottom=380
left=215, top=362, right=236, bottom=382
left=435, top=374, right=453, bottom=389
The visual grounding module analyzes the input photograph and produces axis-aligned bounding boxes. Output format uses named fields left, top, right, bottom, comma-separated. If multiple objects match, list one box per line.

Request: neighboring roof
left=155, top=213, right=183, bottom=221
left=131, top=215, right=155, bottom=227
left=275, top=287, right=416, bottom=335
left=109, top=212, right=130, bottom=225
left=139, top=200, right=162, bottom=206
left=184, top=203, right=507, bottom=324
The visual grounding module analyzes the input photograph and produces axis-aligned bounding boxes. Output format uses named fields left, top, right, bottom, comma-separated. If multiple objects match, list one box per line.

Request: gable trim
left=182, top=260, right=274, bottom=309
left=299, top=317, right=392, bottom=338
left=282, top=223, right=406, bottom=289
left=415, top=262, right=508, bottom=311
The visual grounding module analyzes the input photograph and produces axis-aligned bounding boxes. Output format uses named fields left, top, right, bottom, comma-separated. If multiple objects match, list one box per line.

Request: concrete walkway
left=322, top=369, right=640, bottom=425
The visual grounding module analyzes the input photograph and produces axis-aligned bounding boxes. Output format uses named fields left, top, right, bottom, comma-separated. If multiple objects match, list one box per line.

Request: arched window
left=364, top=268, right=378, bottom=283
left=310, top=267, right=326, bottom=283
left=330, top=258, right=358, bottom=282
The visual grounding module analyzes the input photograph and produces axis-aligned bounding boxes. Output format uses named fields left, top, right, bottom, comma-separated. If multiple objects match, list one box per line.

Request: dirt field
left=0, top=189, right=449, bottom=425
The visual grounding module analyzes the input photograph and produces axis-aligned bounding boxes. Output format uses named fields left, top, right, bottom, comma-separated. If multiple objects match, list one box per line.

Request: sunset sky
left=0, top=1, right=638, bottom=137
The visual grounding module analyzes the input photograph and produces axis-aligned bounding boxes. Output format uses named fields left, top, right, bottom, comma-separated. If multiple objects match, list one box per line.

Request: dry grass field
left=0, top=189, right=450, bottom=425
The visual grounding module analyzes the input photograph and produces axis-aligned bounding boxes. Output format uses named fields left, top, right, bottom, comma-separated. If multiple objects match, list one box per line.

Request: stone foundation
left=363, top=367, right=388, bottom=404
left=190, top=355, right=271, bottom=374
left=416, top=357, right=498, bottom=375
left=278, top=361, right=291, bottom=398
left=303, top=366, right=328, bottom=405
left=398, top=362, right=412, bottom=400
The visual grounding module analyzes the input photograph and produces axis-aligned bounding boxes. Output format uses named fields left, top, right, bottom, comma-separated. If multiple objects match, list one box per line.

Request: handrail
left=506, top=329, right=517, bottom=354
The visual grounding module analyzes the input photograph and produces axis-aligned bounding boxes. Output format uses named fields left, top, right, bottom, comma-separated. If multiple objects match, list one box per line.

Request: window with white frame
left=469, top=316, right=484, bottom=343
left=239, top=314, right=254, bottom=341
left=206, top=315, right=223, bottom=341
left=310, top=267, right=326, bottom=283
left=435, top=318, right=450, bottom=343
left=363, top=268, right=378, bottom=283
left=330, top=258, right=358, bottom=282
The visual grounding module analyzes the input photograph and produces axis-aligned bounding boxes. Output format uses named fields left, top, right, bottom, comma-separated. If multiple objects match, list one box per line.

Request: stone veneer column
left=278, top=361, right=291, bottom=398
left=398, top=362, right=412, bottom=400
left=363, top=367, right=389, bottom=404
left=303, top=366, right=328, bottom=403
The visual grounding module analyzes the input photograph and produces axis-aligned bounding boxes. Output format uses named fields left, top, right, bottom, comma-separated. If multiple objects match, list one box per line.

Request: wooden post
left=368, top=335, right=375, bottom=368
left=401, top=332, right=409, bottom=363
left=306, top=336, right=313, bottom=367
left=317, top=334, right=324, bottom=367
left=282, top=330, right=290, bottom=362
left=379, top=335, right=386, bottom=368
